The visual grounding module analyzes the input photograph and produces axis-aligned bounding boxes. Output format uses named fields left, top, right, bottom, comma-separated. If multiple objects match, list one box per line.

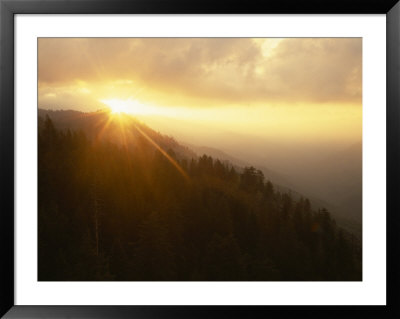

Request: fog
left=38, top=37, right=362, bottom=230
left=138, top=114, right=362, bottom=225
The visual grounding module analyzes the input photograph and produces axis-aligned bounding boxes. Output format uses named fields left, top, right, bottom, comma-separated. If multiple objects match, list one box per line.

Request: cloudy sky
left=38, top=38, right=362, bottom=144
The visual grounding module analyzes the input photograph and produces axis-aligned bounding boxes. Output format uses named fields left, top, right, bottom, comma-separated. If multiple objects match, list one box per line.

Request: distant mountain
left=39, top=109, right=290, bottom=188
left=38, top=108, right=197, bottom=161
left=38, top=110, right=362, bottom=281
left=290, top=141, right=362, bottom=222
left=129, top=113, right=362, bottom=226
left=183, top=144, right=248, bottom=167
left=185, top=143, right=294, bottom=188
left=39, top=108, right=361, bottom=236
left=183, top=142, right=362, bottom=236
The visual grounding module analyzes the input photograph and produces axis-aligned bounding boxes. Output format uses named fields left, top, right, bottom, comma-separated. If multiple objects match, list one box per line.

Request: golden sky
left=38, top=38, right=362, bottom=143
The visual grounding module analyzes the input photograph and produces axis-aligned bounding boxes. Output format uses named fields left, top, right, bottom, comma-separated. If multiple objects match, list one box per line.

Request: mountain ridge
left=38, top=108, right=361, bottom=237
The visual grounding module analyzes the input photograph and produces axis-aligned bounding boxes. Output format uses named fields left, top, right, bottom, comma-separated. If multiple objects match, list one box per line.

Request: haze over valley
left=39, top=108, right=362, bottom=235
left=38, top=38, right=362, bottom=281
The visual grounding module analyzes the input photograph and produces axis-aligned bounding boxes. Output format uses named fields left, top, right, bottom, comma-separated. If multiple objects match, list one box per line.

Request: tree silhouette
left=38, top=116, right=361, bottom=281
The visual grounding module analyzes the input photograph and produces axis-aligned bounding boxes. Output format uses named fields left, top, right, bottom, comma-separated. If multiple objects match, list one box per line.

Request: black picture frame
left=1, top=0, right=399, bottom=318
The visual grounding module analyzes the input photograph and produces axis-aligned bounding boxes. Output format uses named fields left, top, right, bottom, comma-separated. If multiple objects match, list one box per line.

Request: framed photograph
left=1, top=0, right=399, bottom=318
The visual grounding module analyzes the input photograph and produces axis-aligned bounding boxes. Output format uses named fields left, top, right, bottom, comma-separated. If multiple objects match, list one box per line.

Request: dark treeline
left=38, top=116, right=361, bottom=281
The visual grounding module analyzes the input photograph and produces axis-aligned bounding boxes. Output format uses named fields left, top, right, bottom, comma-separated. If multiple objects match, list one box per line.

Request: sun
left=103, top=99, right=127, bottom=114
left=100, top=98, right=188, bottom=119
left=111, top=105, right=123, bottom=114
left=101, top=98, right=152, bottom=116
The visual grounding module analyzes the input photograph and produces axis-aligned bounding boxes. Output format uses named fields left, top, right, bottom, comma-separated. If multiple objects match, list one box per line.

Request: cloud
left=263, top=38, right=362, bottom=103
left=38, top=38, right=361, bottom=108
left=38, top=84, right=107, bottom=112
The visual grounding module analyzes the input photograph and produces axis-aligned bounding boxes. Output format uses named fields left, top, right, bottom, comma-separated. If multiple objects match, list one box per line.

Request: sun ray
left=95, top=114, right=114, bottom=142
left=133, top=124, right=190, bottom=181
left=95, top=108, right=189, bottom=182
left=116, top=115, right=129, bottom=151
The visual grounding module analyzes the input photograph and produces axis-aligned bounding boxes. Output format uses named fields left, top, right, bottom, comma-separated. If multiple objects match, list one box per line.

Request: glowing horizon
left=38, top=38, right=362, bottom=145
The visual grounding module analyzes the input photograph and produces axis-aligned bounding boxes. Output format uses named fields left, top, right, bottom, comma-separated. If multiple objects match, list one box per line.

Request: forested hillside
left=38, top=114, right=361, bottom=281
